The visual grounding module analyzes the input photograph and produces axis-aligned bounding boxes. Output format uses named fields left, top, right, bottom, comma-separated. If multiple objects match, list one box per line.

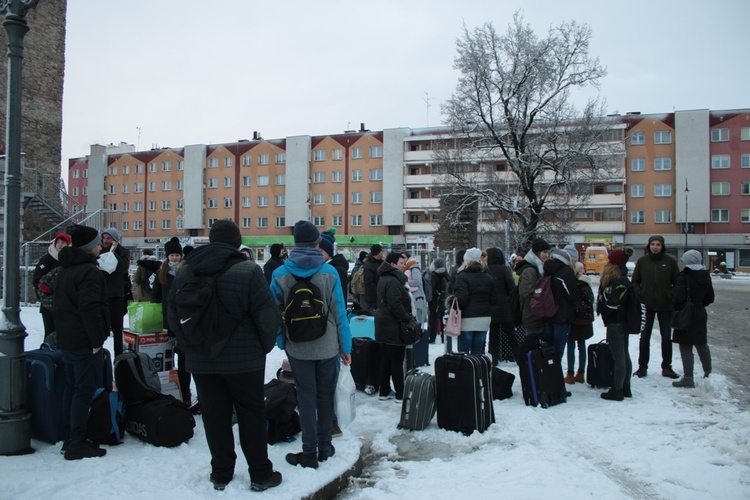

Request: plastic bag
left=97, top=252, right=119, bottom=274
left=127, top=302, right=164, bottom=333
left=334, top=364, right=356, bottom=428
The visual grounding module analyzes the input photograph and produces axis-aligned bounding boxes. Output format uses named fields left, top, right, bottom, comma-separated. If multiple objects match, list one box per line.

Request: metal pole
left=684, top=178, right=689, bottom=254
left=0, top=0, right=40, bottom=456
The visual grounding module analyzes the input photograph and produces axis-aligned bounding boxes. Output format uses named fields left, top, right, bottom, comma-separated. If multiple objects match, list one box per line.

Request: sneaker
left=662, top=368, right=680, bottom=379
left=600, top=389, right=624, bottom=401
left=318, top=445, right=336, bottom=463
left=574, top=372, right=585, bottom=384
left=364, top=385, right=376, bottom=395
left=564, top=372, right=575, bottom=385
left=633, top=367, right=648, bottom=378
left=250, top=471, right=282, bottom=492
left=64, top=439, right=107, bottom=460
left=672, top=377, right=695, bottom=388
left=286, top=452, right=319, bottom=469
left=378, top=391, right=395, bottom=401
left=331, top=422, right=343, bottom=438
left=210, top=476, right=229, bottom=491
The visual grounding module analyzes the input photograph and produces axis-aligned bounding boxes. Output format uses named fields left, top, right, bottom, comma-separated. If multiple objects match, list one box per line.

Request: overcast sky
left=61, top=0, right=749, bottom=172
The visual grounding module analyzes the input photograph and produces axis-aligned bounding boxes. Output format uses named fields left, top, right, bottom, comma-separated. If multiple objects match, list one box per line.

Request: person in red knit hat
left=32, top=232, right=72, bottom=338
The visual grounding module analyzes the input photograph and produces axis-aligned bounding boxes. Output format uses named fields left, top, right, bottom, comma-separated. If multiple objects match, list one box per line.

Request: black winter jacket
left=454, top=261, right=498, bottom=319
left=263, top=256, right=285, bottom=284
left=486, top=248, right=515, bottom=323
left=363, top=256, right=382, bottom=305
left=168, top=243, right=279, bottom=374
left=100, top=244, right=130, bottom=299
left=53, top=246, right=110, bottom=351
left=375, top=262, right=412, bottom=345
left=329, top=253, right=350, bottom=303
left=671, top=268, right=715, bottom=345
left=151, top=263, right=175, bottom=331
left=33, top=250, right=62, bottom=311
left=632, top=246, right=679, bottom=311
left=543, top=258, right=578, bottom=324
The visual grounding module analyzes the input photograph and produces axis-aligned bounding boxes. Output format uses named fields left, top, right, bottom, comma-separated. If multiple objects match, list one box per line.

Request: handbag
left=399, top=317, right=422, bottom=345
left=333, top=364, right=356, bottom=428
left=445, top=297, right=462, bottom=337
left=671, top=279, right=692, bottom=331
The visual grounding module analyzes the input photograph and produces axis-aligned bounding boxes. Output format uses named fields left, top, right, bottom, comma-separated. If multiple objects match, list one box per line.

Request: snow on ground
left=4, top=281, right=750, bottom=499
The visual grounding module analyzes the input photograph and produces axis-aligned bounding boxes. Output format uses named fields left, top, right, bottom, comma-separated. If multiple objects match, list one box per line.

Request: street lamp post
left=0, top=0, right=40, bottom=456
left=684, top=178, right=689, bottom=254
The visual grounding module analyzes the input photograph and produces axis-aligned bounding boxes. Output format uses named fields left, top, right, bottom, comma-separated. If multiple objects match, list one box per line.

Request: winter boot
left=633, top=367, right=648, bottom=378
left=622, top=386, right=632, bottom=398
left=250, top=471, right=282, bottom=492
left=286, top=452, right=319, bottom=469
left=318, top=445, right=336, bottom=462
left=600, top=388, right=624, bottom=401
left=64, top=439, right=106, bottom=460
left=574, top=371, right=585, bottom=383
left=672, top=377, right=695, bottom=388
left=662, top=367, right=680, bottom=379
left=564, top=371, right=575, bottom=385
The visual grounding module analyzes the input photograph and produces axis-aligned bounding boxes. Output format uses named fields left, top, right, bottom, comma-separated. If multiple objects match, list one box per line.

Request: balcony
left=404, top=197, right=440, bottom=211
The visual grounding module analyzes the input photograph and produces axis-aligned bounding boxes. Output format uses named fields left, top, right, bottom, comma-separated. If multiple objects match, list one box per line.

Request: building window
left=149, top=163, right=157, bottom=173
left=275, top=216, right=286, bottom=227
left=108, top=203, right=117, bottom=211
left=176, top=218, right=183, bottom=230
left=741, top=154, right=750, bottom=168
left=242, top=196, right=251, bottom=208
left=208, top=158, right=218, bottom=168
left=122, top=165, right=130, bottom=175
left=313, top=215, right=325, bottom=226
left=73, top=170, right=79, bottom=179
left=352, top=170, right=362, bottom=182
left=177, top=179, right=184, bottom=190
left=108, top=166, right=117, bottom=175
left=313, top=150, right=326, bottom=162
left=224, top=177, right=232, bottom=188
left=162, top=220, right=171, bottom=230
left=258, top=175, right=269, bottom=186
left=147, top=200, right=156, bottom=211
left=369, top=146, right=383, bottom=158
left=162, top=180, right=171, bottom=191
left=257, top=217, right=268, bottom=228
left=176, top=199, right=183, bottom=209
left=122, top=202, right=129, bottom=211
left=351, top=215, right=362, bottom=226
left=369, top=215, right=383, bottom=226
left=352, top=192, right=362, bottom=204
left=224, top=197, right=232, bottom=208
left=134, top=183, right=143, bottom=193
left=122, top=221, right=129, bottom=231
left=257, top=196, right=268, bottom=207
left=655, top=209, right=672, bottom=223
left=352, top=147, right=362, bottom=159
left=241, top=217, right=252, bottom=228
left=275, top=153, right=286, bottom=164
left=134, top=220, right=142, bottom=230
left=631, top=131, right=645, bottom=145
left=208, top=198, right=217, bottom=208
left=711, top=128, right=729, bottom=142
left=631, top=210, right=645, bottom=224
left=242, top=176, right=252, bottom=187
left=122, top=184, right=129, bottom=194
left=162, top=161, right=171, bottom=172
left=134, top=201, right=143, bottom=212
left=741, top=209, right=750, bottom=223
left=654, top=183, right=672, bottom=197
left=149, top=220, right=156, bottom=230
left=369, top=191, right=382, bottom=203
left=332, top=170, right=343, bottom=182
left=369, top=168, right=383, bottom=181
left=162, top=200, right=171, bottom=210
left=108, top=185, right=116, bottom=194
left=135, top=164, right=143, bottom=174
left=148, top=182, right=157, bottom=192
left=631, top=184, right=645, bottom=198
left=631, top=158, right=645, bottom=172
left=208, top=218, right=217, bottom=227
left=712, top=182, right=731, bottom=196
left=742, top=181, right=750, bottom=195
left=207, top=178, right=217, bottom=188
left=275, top=195, right=285, bottom=206
left=242, top=155, right=252, bottom=166
left=575, top=210, right=592, bottom=219
left=654, top=157, right=672, bottom=171
left=711, top=209, right=729, bottom=223
left=711, top=155, right=730, bottom=169
left=258, top=154, right=269, bottom=165
left=332, top=193, right=342, bottom=205
left=275, top=174, right=285, bottom=185
left=654, top=130, right=671, bottom=144
left=332, top=215, right=342, bottom=226
left=409, top=214, right=422, bottom=223
left=332, top=148, right=343, bottom=161
left=313, top=172, right=326, bottom=183
left=82, top=187, right=88, bottom=195
left=224, top=157, right=232, bottom=167
left=72, top=187, right=78, bottom=196
left=178, top=161, right=184, bottom=171
left=742, top=128, right=750, bottom=141
left=313, top=193, right=325, bottom=205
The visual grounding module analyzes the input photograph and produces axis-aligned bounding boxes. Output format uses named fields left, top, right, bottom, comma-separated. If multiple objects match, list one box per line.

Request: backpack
left=530, top=275, right=559, bottom=319
left=572, top=280, right=594, bottom=324
left=171, top=259, right=244, bottom=358
left=283, top=275, right=328, bottom=343
left=264, top=379, right=301, bottom=444
left=350, top=266, right=366, bottom=295
left=623, top=282, right=645, bottom=334
left=113, top=351, right=162, bottom=405
left=509, top=285, right=523, bottom=327
left=37, top=266, right=61, bottom=309
left=87, top=388, right=125, bottom=445
left=422, top=269, right=433, bottom=303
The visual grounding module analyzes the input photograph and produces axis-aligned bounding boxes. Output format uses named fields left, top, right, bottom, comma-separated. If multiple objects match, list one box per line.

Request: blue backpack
left=87, top=388, right=125, bottom=445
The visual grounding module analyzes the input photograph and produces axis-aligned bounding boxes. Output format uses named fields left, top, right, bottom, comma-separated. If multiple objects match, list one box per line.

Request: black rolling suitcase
left=435, top=353, right=494, bottom=434
left=25, top=346, right=66, bottom=443
left=350, top=338, right=380, bottom=394
left=517, top=336, right=567, bottom=408
left=398, top=369, right=436, bottom=430
left=412, top=328, right=430, bottom=367
left=586, top=340, right=614, bottom=388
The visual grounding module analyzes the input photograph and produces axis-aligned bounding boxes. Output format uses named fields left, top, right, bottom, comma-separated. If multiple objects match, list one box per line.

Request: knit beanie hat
left=550, top=248, right=571, bottom=266
left=101, top=227, right=120, bottom=242
left=209, top=219, right=242, bottom=247
left=681, top=249, right=702, bottom=266
left=531, top=238, right=551, bottom=254
left=319, top=232, right=335, bottom=257
left=182, top=245, right=194, bottom=257
left=53, top=232, right=72, bottom=246
left=563, top=244, right=579, bottom=262
left=70, top=224, right=99, bottom=252
left=463, top=247, right=482, bottom=264
left=608, top=249, right=629, bottom=266
left=293, top=220, right=321, bottom=247
left=164, top=237, right=182, bottom=256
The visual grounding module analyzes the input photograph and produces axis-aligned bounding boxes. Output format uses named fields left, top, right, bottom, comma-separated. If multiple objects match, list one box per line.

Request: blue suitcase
left=26, top=346, right=66, bottom=443
left=349, top=315, right=375, bottom=339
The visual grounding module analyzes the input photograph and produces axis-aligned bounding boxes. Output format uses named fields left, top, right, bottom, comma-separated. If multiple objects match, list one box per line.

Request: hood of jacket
left=329, top=253, right=349, bottom=272
left=137, top=257, right=162, bottom=272
left=684, top=268, right=712, bottom=287
left=47, top=242, right=61, bottom=261
left=282, top=246, right=327, bottom=278
left=377, top=261, right=407, bottom=284
left=543, top=257, right=568, bottom=276
left=58, top=246, right=98, bottom=268
left=184, top=242, right=245, bottom=275
left=515, top=257, right=538, bottom=277
left=458, top=260, right=485, bottom=274
left=485, top=247, right=506, bottom=266
left=646, top=235, right=669, bottom=257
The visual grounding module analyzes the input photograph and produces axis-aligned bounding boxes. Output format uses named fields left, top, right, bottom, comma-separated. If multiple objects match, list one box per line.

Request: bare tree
left=437, top=13, right=623, bottom=248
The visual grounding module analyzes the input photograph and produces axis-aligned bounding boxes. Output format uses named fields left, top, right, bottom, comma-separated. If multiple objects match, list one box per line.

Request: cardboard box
left=122, top=329, right=175, bottom=372
left=158, top=369, right=182, bottom=402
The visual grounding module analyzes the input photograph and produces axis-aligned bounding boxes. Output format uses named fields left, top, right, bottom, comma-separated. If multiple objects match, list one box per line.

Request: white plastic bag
left=334, top=364, right=356, bottom=428
left=97, top=252, right=119, bottom=274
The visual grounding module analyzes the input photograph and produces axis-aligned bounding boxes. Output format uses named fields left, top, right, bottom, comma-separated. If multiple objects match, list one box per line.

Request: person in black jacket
left=263, top=243, right=286, bottom=284
left=484, top=247, right=516, bottom=366
left=542, top=248, right=578, bottom=361
left=168, top=220, right=282, bottom=492
left=53, top=225, right=109, bottom=460
left=363, top=244, right=385, bottom=310
left=375, top=252, right=412, bottom=401
left=349, top=250, right=368, bottom=307
left=32, top=231, right=71, bottom=337
left=132, top=249, right=160, bottom=302
left=453, top=248, right=498, bottom=355
left=427, top=258, right=448, bottom=343
left=319, top=232, right=349, bottom=304
left=100, top=228, right=130, bottom=357
left=671, top=250, right=715, bottom=388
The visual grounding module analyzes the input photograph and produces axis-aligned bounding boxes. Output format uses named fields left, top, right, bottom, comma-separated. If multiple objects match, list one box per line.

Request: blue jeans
left=638, top=308, right=674, bottom=370
left=566, top=339, right=586, bottom=373
left=62, top=348, right=104, bottom=441
left=457, top=331, right=487, bottom=355
left=288, top=354, right=338, bottom=455
left=550, top=323, right=570, bottom=361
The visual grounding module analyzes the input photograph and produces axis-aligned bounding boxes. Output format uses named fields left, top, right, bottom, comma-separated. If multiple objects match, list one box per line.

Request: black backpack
left=264, top=379, right=301, bottom=444
left=172, top=258, right=244, bottom=358
left=623, top=282, right=645, bottom=334
left=113, top=351, right=162, bottom=405
left=87, top=388, right=125, bottom=445
left=283, top=275, right=328, bottom=343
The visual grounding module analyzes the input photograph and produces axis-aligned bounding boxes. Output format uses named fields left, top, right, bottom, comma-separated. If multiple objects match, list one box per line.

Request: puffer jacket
left=363, top=256, right=382, bottom=305
left=375, top=262, right=413, bottom=345
left=486, top=248, right=515, bottom=323
left=328, top=253, right=350, bottom=304
left=632, top=241, right=679, bottom=311
left=516, top=259, right=545, bottom=329
left=542, top=258, right=578, bottom=324
left=453, top=261, right=498, bottom=319
left=33, top=244, right=63, bottom=311
left=168, top=243, right=279, bottom=374
left=671, top=268, right=715, bottom=345
left=53, top=246, right=110, bottom=351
